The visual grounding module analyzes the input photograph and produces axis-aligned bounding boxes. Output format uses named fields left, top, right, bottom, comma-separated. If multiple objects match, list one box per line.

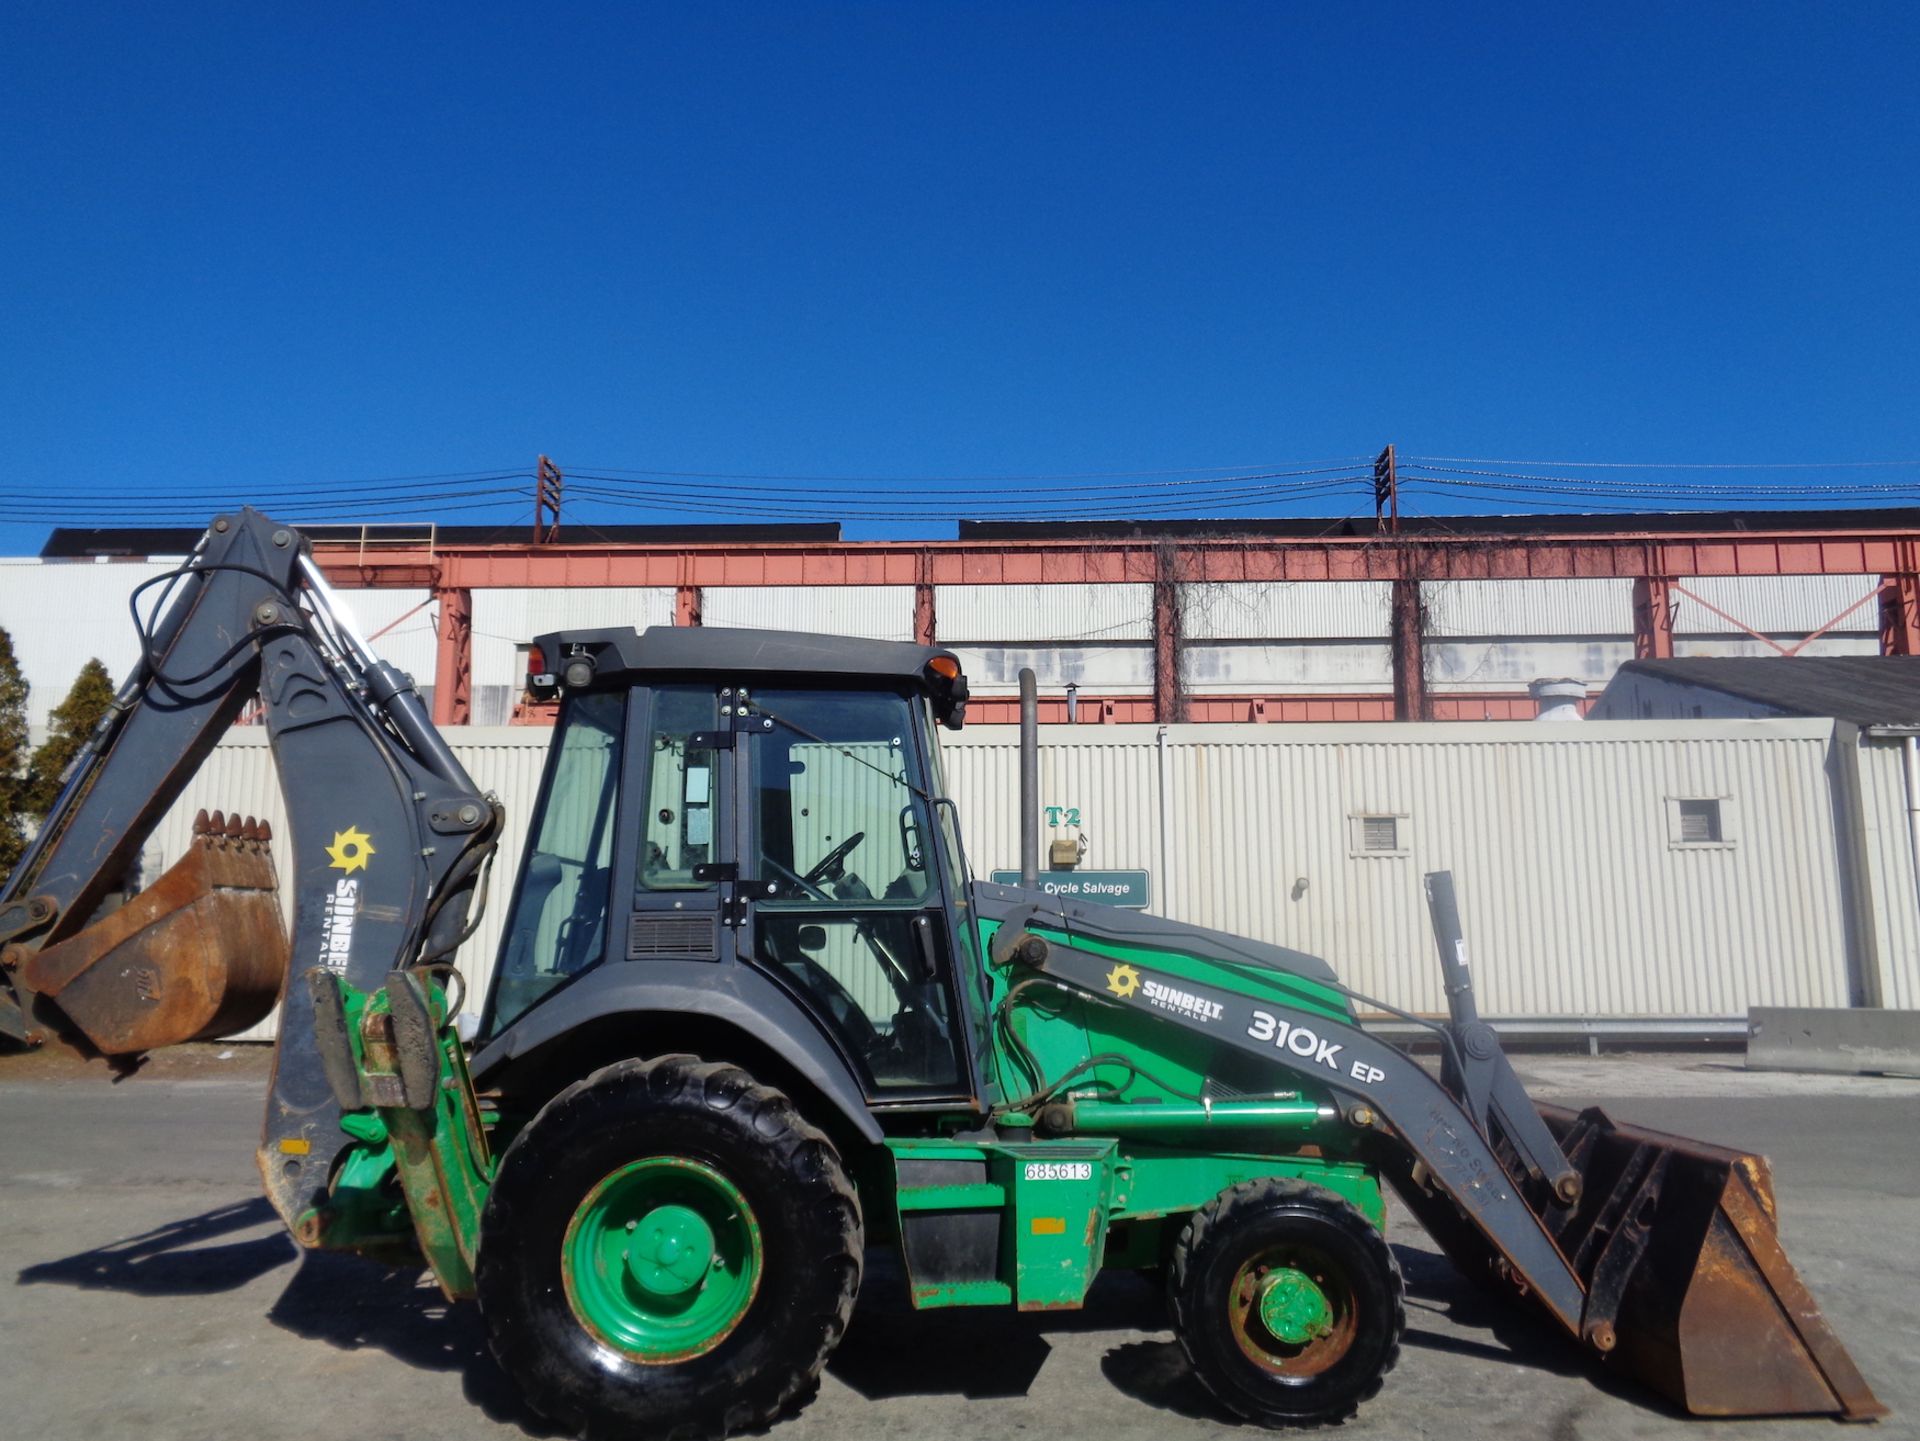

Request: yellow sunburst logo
left=325, top=826, right=376, bottom=875
left=1105, top=963, right=1141, bottom=999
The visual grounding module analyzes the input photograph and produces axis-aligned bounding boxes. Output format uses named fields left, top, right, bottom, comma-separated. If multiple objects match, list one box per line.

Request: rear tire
left=476, top=1054, right=862, bottom=1440
left=1169, top=1178, right=1403, bottom=1427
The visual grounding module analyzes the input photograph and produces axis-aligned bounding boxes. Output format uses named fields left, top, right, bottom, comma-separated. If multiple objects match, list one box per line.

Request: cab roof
left=530, top=626, right=969, bottom=726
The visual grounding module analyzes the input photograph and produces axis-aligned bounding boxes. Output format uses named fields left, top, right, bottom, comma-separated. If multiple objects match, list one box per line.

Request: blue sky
left=3, top=3, right=1918, bottom=551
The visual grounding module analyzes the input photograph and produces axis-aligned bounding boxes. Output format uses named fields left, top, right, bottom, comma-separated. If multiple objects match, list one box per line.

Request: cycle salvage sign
left=989, top=869, right=1151, bottom=908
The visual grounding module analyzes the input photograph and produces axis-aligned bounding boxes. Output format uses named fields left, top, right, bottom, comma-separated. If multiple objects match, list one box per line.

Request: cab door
left=731, top=685, right=974, bottom=1102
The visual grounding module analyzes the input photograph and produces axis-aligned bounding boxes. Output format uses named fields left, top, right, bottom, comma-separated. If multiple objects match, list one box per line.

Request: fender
left=469, top=960, right=883, bottom=1146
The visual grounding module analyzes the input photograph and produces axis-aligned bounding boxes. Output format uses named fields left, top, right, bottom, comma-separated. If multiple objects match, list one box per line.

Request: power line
left=569, top=458, right=1371, bottom=484
left=1404, top=455, right=1920, bottom=471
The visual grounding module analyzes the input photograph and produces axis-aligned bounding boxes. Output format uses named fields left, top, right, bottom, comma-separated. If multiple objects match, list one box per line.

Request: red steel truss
left=307, top=525, right=1920, bottom=726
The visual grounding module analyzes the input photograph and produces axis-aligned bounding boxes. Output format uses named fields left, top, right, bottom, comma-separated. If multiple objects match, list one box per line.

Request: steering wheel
left=803, top=831, right=866, bottom=886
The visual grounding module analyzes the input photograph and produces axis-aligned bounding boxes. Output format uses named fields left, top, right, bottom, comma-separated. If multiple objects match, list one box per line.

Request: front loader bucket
left=1539, top=1104, right=1886, bottom=1421
left=19, top=811, right=287, bottom=1056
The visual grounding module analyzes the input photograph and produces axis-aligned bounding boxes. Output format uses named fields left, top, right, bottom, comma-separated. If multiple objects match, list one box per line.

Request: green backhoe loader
left=0, top=510, right=1885, bottom=1435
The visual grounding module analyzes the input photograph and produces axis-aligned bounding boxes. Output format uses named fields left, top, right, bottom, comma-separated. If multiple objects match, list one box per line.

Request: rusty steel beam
left=1153, top=541, right=1185, bottom=723
left=674, top=581, right=701, bottom=627
left=431, top=587, right=472, bottom=726
left=309, top=527, right=1920, bottom=592
left=1880, top=572, right=1920, bottom=655
left=1389, top=577, right=1428, bottom=722
left=1632, top=576, right=1675, bottom=660
left=913, top=549, right=937, bottom=646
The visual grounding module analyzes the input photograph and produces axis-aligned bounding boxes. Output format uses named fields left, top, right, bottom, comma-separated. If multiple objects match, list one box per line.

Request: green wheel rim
left=562, top=1156, right=762, bottom=1363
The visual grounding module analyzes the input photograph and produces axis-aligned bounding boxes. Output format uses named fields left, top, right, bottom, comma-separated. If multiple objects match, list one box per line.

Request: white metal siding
left=1182, top=642, right=1393, bottom=693
left=1674, top=575, right=1879, bottom=637
left=1857, top=739, right=1920, bottom=1009
left=153, top=717, right=1864, bottom=1037
left=947, top=644, right=1154, bottom=695
left=1429, top=639, right=1632, bottom=691
left=1179, top=582, right=1388, bottom=640
left=702, top=585, right=915, bottom=641
left=944, top=719, right=1854, bottom=1020
left=938, top=731, right=1162, bottom=883
left=1423, top=579, right=1633, bottom=638
left=937, top=583, right=1152, bottom=642
left=472, top=588, right=676, bottom=718
left=338, top=588, right=438, bottom=683
left=0, top=560, right=176, bottom=729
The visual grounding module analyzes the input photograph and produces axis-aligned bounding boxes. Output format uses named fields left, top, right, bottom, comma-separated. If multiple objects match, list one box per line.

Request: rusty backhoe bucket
left=19, top=811, right=288, bottom=1056
left=1538, top=1104, right=1886, bottom=1421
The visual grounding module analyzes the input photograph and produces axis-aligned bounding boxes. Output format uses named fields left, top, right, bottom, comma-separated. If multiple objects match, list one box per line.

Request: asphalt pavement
left=1, top=1048, right=1915, bottom=1441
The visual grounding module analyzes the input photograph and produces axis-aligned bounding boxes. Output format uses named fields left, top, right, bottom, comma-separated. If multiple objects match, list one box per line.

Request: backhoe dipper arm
left=0, top=509, right=501, bottom=1232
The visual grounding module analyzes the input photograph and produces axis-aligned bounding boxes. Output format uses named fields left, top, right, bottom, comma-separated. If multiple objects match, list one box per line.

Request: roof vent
left=1530, top=678, right=1587, bottom=722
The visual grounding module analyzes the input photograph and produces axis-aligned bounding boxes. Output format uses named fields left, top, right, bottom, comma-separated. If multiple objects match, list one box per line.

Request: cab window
left=489, top=689, right=625, bottom=1031
left=638, top=687, right=720, bottom=891
left=746, top=688, right=961, bottom=1092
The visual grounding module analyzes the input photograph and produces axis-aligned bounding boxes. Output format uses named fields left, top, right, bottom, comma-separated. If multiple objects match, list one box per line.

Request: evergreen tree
left=25, top=658, right=115, bottom=814
left=0, top=629, right=30, bottom=887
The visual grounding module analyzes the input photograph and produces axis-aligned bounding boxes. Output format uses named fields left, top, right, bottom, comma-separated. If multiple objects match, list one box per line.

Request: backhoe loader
left=0, top=509, right=1886, bottom=1434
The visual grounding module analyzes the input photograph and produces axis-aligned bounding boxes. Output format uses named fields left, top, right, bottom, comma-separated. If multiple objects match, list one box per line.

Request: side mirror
left=797, top=925, right=827, bottom=951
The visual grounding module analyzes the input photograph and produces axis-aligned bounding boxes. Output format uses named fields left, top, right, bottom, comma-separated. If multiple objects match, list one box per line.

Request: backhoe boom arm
left=0, top=509, right=501, bottom=1231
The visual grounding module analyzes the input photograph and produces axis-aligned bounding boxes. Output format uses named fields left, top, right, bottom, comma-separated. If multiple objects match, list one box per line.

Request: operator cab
left=477, top=626, right=983, bottom=1107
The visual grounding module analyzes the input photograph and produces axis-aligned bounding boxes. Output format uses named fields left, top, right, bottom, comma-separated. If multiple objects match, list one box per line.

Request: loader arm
left=996, top=886, right=1886, bottom=1421
left=0, top=508, right=502, bottom=1233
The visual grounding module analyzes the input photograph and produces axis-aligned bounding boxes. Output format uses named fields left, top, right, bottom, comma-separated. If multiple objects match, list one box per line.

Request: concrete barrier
left=1747, top=1007, right=1920, bottom=1077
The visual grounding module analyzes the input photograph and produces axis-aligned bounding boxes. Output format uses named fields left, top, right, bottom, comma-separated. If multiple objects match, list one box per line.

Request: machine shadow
left=828, top=1251, right=1168, bottom=1402
left=1390, top=1244, right=1678, bottom=1414
left=14, top=1198, right=558, bottom=1437
left=16, top=1197, right=295, bottom=1295
left=267, top=1250, right=563, bottom=1436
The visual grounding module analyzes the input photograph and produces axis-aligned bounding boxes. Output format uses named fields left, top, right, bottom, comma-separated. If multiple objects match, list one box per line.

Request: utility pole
left=1373, top=444, right=1398, bottom=531
left=1378, top=443, right=1428, bottom=720
left=535, top=455, right=563, bottom=544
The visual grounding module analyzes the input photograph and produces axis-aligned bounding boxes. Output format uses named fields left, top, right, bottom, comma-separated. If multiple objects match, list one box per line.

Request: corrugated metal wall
left=1674, top=575, right=1879, bottom=637
left=937, top=583, right=1153, bottom=641
left=703, top=585, right=915, bottom=641
left=146, top=717, right=1870, bottom=1037
left=1856, top=739, right=1920, bottom=1009
left=469, top=589, right=676, bottom=723
left=1180, top=582, right=1388, bottom=640
left=1423, top=578, right=1632, bottom=637
left=943, top=720, right=1854, bottom=1020
left=947, top=643, right=1153, bottom=695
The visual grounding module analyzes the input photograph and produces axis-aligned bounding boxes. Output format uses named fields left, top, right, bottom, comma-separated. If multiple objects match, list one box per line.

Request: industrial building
left=3, top=507, right=1917, bottom=732
left=8, top=508, right=1919, bottom=1043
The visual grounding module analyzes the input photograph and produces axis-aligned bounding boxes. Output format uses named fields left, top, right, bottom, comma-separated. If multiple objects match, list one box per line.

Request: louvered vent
left=627, top=914, right=718, bottom=958
left=1360, top=815, right=1399, bottom=852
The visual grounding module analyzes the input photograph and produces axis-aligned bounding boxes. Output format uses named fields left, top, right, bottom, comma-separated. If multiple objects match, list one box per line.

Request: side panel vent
left=626, top=913, right=718, bottom=959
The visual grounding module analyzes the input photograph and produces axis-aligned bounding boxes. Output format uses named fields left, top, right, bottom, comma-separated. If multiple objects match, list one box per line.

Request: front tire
left=1169, top=1178, right=1403, bottom=1427
left=476, top=1055, right=862, bottom=1440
